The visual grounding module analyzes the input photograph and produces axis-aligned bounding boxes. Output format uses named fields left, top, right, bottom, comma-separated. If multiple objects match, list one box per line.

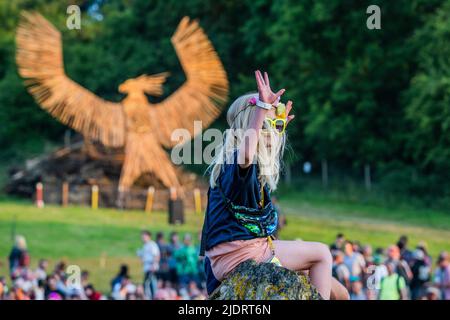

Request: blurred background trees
left=0, top=0, right=448, bottom=209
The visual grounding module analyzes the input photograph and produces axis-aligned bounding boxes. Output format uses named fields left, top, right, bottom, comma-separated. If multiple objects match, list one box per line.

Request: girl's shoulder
left=220, top=154, right=258, bottom=186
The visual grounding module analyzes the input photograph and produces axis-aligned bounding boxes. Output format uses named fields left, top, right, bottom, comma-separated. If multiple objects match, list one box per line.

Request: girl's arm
left=238, top=70, right=285, bottom=168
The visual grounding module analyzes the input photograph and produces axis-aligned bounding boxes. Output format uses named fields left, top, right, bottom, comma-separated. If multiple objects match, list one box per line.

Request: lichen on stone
left=208, top=260, right=322, bottom=300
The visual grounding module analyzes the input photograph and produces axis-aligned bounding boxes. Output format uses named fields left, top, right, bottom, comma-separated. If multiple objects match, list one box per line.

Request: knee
left=315, top=243, right=332, bottom=265
left=331, top=279, right=350, bottom=300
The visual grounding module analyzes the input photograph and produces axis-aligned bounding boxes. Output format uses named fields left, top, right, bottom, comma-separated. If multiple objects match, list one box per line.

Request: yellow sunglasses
left=263, top=102, right=287, bottom=135
left=263, top=117, right=287, bottom=135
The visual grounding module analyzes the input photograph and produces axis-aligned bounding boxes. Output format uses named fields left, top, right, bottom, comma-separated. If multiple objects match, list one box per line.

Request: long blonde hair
left=15, top=235, right=27, bottom=250
left=208, top=93, right=285, bottom=191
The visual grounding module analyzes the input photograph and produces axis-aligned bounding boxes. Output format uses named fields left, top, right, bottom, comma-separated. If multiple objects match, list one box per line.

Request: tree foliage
left=0, top=0, right=448, bottom=203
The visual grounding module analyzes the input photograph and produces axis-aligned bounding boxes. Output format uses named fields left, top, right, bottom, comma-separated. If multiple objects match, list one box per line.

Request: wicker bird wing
left=16, top=12, right=126, bottom=148
left=150, top=17, right=229, bottom=148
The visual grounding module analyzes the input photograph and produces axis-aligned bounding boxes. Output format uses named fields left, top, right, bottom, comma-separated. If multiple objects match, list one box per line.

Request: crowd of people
left=131, top=230, right=206, bottom=300
left=330, top=234, right=450, bottom=300
left=1, top=232, right=449, bottom=300
left=0, top=232, right=207, bottom=300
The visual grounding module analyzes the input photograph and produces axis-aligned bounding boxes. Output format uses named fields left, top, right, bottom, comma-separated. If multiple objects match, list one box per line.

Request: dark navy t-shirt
left=199, top=150, right=272, bottom=294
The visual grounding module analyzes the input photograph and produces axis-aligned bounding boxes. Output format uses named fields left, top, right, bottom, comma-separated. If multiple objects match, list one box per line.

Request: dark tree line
left=0, top=0, right=448, bottom=207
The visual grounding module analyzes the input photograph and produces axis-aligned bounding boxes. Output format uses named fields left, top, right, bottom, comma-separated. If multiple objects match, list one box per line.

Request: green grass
left=0, top=194, right=449, bottom=293
left=0, top=200, right=203, bottom=293
left=281, top=191, right=450, bottom=230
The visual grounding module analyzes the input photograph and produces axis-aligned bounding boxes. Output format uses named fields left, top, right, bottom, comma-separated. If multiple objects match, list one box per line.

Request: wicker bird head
left=118, top=72, right=169, bottom=97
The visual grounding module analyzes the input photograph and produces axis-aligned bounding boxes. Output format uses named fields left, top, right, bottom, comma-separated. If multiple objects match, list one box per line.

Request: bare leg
left=273, top=240, right=332, bottom=299
left=300, top=270, right=350, bottom=300
left=331, top=278, right=350, bottom=300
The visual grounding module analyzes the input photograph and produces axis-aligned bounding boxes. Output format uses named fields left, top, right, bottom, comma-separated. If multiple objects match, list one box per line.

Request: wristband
left=256, top=97, right=273, bottom=110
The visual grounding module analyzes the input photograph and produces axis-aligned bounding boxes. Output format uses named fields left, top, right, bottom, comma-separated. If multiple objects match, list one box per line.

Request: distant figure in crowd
left=8, top=235, right=30, bottom=276
left=111, top=264, right=129, bottom=293
left=34, top=259, right=48, bottom=282
left=167, top=232, right=181, bottom=286
left=53, top=261, right=67, bottom=280
left=112, top=275, right=135, bottom=300
left=397, top=235, right=414, bottom=266
left=156, top=232, right=170, bottom=282
left=174, top=233, right=198, bottom=288
left=332, top=251, right=350, bottom=291
left=424, top=286, right=441, bottom=300
left=80, top=270, right=90, bottom=289
left=137, top=230, right=160, bottom=299
left=45, top=274, right=65, bottom=300
left=379, top=262, right=407, bottom=300
left=154, top=280, right=178, bottom=300
left=343, top=241, right=365, bottom=279
left=417, top=242, right=433, bottom=268
left=410, top=249, right=431, bottom=299
left=0, top=277, right=8, bottom=298
left=434, top=251, right=450, bottom=300
left=85, top=284, right=102, bottom=300
left=368, top=254, right=388, bottom=298
left=330, top=233, right=346, bottom=251
left=362, top=245, right=373, bottom=265
left=350, top=279, right=366, bottom=300
left=386, top=244, right=413, bottom=293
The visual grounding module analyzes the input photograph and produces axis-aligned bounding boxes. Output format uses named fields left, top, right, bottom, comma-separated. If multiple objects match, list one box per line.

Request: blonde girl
left=200, top=70, right=333, bottom=299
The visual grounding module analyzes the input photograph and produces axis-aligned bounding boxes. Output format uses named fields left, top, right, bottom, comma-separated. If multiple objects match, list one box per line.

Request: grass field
left=0, top=194, right=449, bottom=293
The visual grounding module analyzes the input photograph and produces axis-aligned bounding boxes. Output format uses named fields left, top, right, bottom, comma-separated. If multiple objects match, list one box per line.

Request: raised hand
left=255, top=70, right=285, bottom=104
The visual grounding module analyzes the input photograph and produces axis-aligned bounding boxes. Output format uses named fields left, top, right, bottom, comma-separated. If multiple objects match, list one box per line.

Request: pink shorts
left=205, top=238, right=274, bottom=281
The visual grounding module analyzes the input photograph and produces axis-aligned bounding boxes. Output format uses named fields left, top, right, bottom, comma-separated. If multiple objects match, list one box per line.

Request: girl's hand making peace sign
left=255, top=70, right=295, bottom=125
left=255, top=70, right=285, bottom=105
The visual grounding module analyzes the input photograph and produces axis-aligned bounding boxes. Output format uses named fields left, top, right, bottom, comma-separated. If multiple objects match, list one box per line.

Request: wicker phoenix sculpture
left=16, top=12, right=228, bottom=192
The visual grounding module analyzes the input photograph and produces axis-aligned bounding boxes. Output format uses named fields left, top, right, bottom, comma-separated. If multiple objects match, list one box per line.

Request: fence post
left=36, top=182, right=44, bottom=208
left=194, top=188, right=202, bottom=214
left=145, top=186, right=155, bottom=213
left=62, top=182, right=69, bottom=207
left=91, top=185, right=99, bottom=209
left=170, top=187, right=177, bottom=201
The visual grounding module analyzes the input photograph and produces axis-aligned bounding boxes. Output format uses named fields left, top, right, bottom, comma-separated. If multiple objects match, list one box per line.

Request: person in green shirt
left=379, top=262, right=407, bottom=300
left=174, top=233, right=198, bottom=288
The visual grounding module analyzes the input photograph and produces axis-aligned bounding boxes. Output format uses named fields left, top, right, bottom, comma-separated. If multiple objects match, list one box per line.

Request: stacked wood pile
left=5, top=140, right=208, bottom=210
